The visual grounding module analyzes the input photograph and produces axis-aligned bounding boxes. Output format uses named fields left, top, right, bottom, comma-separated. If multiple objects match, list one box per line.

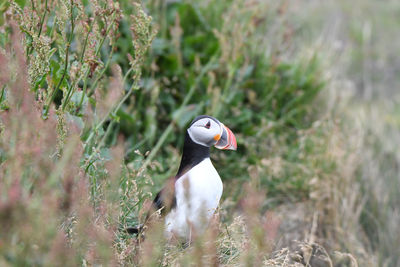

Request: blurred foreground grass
left=0, top=0, right=399, bottom=266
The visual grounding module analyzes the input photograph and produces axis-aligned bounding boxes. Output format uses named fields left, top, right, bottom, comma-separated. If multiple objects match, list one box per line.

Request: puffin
left=127, top=115, right=237, bottom=242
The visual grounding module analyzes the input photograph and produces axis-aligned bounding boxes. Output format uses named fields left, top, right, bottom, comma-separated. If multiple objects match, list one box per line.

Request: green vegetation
left=0, top=0, right=399, bottom=266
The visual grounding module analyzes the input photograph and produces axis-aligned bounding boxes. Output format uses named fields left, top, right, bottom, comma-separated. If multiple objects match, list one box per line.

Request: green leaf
left=14, top=0, right=26, bottom=8
left=70, top=91, right=88, bottom=106
left=100, top=147, right=112, bottom=161
left=109, top=112, right=120, bottom=123
left=172, top=104, right=203, bottom=129
left=151, top=38, right=169, bottom=55
left=66, top=113, right=85, bottom=130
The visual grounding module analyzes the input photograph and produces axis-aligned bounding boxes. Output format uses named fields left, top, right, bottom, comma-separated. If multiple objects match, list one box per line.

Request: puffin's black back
left=176, top=131, right=210, bottom=177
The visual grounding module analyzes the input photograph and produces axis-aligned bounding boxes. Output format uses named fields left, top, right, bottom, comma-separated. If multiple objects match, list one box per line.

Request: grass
left=1, top=0, right=399, bottom=266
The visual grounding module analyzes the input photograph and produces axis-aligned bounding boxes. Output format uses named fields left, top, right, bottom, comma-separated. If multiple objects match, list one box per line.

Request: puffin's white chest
left=165, top=158, right=223, bottom=240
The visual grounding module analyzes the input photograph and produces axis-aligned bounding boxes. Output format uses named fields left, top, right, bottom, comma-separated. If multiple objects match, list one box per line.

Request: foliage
left=0, top=0, right=399, bottom=266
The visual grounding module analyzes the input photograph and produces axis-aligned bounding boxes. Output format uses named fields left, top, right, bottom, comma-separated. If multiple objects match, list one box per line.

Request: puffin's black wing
left=151, top=177, right=177, bottom=216
left=125, top=177, right=176, bottom=235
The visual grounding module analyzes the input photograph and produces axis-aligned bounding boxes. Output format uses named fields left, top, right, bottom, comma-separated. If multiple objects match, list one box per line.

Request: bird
left=127, top=115, right=237, bottom=242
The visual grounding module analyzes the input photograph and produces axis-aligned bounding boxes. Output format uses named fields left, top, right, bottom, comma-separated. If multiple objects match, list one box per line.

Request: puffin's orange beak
left=214, top=124, right=237, bottom=151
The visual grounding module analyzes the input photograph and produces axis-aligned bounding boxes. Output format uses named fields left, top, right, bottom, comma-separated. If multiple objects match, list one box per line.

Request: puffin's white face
left=187, top=116, right=237, bottom=150
left=187, top=117, right=221, bottom=147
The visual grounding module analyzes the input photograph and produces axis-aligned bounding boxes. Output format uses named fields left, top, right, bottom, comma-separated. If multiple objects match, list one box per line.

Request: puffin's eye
left=205, top=121, right=211, bottom=129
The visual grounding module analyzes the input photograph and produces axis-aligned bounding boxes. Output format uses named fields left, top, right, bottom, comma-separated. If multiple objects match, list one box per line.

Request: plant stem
left=79, top=19, right=94, bottom=64
left=140, top=56, right=217, bottom=171
left=27, top=0, right=48, bottom=60
left=66, top=19, right=94, bottom=112
left=37, top=0, right=48, bottom=38
left=213, top=65, right=234, bottom=118
left=43, top=0, right=75, bottom=118
left=62, top=4, right=114, bottom=112
left=84, top=120, right=116, bottom=173
left=0, top=85, right=6, bottom=103
left=84, top=80, right=137, bottom=156
left=83, top=73, right=140, bottom=172
left=26, top=0, right=35, bottom=59
left=75, top=22, right=116, bottom=110
left=86, top=45, right=116, bottom=98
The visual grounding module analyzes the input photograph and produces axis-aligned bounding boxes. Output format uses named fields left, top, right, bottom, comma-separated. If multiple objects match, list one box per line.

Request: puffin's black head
left=187, top=115, right=237, bottom=150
